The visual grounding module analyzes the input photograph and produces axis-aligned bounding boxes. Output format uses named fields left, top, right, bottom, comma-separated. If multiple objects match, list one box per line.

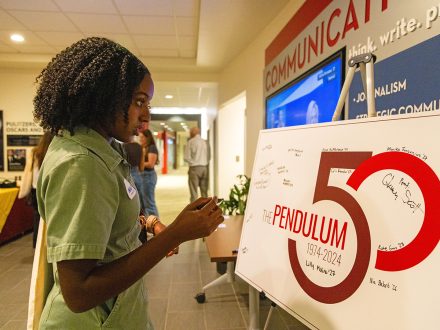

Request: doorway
left=216, top=92, right=246, bottom=199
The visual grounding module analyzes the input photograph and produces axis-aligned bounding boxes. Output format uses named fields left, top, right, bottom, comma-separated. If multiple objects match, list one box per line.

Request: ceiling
left=0, top=0, right=289, bottom=130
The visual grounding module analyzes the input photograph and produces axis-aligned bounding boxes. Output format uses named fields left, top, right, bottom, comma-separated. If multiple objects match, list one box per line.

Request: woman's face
left=112, top=74, right=154, bottom=142
left=139, top=131, right=147, bottom=146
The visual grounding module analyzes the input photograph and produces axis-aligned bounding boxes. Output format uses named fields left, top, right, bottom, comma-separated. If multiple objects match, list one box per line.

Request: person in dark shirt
left=123, top=138, right=146, bottom=213
left=139, top=129, right=159, bottom=217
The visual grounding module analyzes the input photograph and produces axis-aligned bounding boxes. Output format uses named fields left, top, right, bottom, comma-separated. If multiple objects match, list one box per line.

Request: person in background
left=18, top=131, right=54, bottom=248
left=184, top=127, right=210, bottom=202
left=32, top=37, right=223, bottom=329
left=6, top=149, right=14, bottom=165
left=278, top=106, right=287, bottom=127
left=306, top=100, right=319, bottom=124
left=139, top=129, right=159, bottom=217
left=123, top=136, right=146, bottom=214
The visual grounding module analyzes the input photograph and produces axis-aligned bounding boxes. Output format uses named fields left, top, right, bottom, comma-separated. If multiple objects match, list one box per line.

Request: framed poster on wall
left=7, top=148, right=26, bottom=171
left=348, top=35, right=440, bottom=120
left=7, top=134, right=42, bottom=147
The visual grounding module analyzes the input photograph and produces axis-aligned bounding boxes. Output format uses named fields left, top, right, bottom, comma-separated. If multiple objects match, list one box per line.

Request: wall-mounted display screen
left=265, top=49, right=345, bottom=128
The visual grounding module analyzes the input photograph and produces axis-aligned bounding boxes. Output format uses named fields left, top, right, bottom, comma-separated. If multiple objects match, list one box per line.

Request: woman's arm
left=56, top=197, right=223, bottom=313
left=144, top=151, right=157, bottom=169
left=138, top=147, right=145, bottom=171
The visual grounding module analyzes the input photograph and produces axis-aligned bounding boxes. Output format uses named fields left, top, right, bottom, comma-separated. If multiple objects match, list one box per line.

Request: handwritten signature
left=378, top=242, right=405, bottom=251
left=382, top=173, right=424, bottom=214
left=287, top=148, right=303, bottom=157
left=259, top=161, right=274, bottom=176
left=262, top=144, right=272, bottom=151
left=386, top=147, right=428, bottom=161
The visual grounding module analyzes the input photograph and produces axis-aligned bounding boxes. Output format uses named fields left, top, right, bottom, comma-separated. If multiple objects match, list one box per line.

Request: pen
left=197, top=198, right=224, bottom=209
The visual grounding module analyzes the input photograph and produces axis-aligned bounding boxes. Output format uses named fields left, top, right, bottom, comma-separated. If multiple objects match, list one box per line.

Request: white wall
left=0, top=68, right=41, bottom=122
left=216, top=92, right=246, bottom=198
left=218, top=0, right=305, bottom=175
left=0, top=67, right=43, bottom=178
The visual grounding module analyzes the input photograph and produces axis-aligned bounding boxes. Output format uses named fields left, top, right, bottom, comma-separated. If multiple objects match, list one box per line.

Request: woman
left=33, top=37, right=223, bottom=329
left=139, top=129, right=159, bottom=216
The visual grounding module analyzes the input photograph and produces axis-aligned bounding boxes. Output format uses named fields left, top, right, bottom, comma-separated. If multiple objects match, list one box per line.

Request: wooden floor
left=0, top=168, right=308, bottom=329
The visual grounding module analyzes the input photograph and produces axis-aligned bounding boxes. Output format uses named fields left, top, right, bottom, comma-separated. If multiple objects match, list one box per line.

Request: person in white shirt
left=184, top=127, right=210, bottom=202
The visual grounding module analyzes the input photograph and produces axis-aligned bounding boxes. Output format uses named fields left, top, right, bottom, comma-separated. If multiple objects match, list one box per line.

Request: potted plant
left=213, top=174, right=250, bottom=275
left=219, top=174, right=250, bottom=215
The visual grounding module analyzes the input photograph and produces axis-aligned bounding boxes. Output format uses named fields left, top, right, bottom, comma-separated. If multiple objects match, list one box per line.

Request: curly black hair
left=34, top=37, right=150, bottom=135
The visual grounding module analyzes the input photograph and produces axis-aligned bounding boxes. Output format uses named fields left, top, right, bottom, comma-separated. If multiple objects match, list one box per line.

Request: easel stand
left=263, top=301, right=277, bottom=330
left=258, top=291, right=277, bottom=330
left=332, top=53, right=377, bottom=121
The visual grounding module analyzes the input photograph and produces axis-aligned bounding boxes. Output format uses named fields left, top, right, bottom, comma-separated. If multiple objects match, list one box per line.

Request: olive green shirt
left=37, top=127, right=153, bottom=329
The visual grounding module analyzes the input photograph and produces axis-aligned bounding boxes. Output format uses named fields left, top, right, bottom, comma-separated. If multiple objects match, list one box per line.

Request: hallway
left=0, top=169, right=306, bottom=329
left=155, top=167, right=191, bottom=225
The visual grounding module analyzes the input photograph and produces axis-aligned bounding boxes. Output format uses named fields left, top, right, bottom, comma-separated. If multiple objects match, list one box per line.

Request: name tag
left=124, top=178, right=137, bottom=200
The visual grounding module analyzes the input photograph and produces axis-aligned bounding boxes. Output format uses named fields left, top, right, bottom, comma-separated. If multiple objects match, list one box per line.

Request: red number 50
left=288, top=151, right=440, bottom=304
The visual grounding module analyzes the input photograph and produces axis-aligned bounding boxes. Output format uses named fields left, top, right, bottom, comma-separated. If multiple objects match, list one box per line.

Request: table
left=205, top=214, right=244, bottom=262
left=0, top=188, right=34, bottom=244
left=0, top=187, right=19, bottom=232
left=195, top=215, right=261, bottom=330
left=196, top=214, right=243, bottom=297
left=195, top=215, right=243, bottom=302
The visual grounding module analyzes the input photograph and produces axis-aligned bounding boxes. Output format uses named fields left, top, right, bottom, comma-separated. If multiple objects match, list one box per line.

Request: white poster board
left=236, top=112, right=440, bottom=330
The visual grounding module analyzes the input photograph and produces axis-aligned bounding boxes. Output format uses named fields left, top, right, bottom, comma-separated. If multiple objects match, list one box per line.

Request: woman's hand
left=167, top=197, right=224, bottom=244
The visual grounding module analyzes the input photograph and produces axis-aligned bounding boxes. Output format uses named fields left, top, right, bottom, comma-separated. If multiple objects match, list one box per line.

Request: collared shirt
left=184, top=134, right=209, bottom=167
left=37, top=127, right=152, bottom=329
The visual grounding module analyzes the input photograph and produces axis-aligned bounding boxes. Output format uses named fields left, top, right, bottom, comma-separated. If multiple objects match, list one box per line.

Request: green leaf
left=220, top=174, right=251, bottom=216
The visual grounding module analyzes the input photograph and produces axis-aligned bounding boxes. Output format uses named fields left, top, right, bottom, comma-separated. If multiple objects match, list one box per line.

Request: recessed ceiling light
left=10, top=34, right=25, bottom=42
left=164, top=95, right=174, bottom=99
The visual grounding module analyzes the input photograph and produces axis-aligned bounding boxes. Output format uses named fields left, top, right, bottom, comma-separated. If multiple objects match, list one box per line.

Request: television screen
left=265, top=49, right=345, bottom=128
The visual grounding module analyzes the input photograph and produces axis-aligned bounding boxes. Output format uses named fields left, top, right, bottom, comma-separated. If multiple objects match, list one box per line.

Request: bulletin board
left=236, top=112, right=440, bottom=330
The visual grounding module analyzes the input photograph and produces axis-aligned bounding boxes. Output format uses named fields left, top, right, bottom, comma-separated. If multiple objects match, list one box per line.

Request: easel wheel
left=194, top=292, right=206, bottom=303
